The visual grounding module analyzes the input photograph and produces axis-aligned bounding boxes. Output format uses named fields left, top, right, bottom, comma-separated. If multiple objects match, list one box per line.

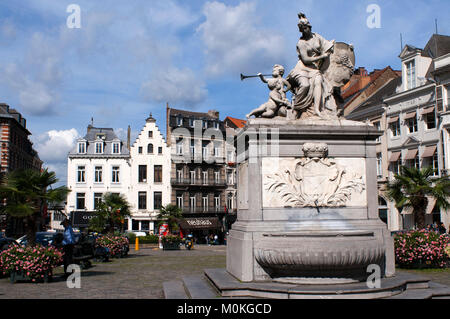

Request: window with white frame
left=203, top=171, right=208, bottom=184
left=214, top=122, right=219, bottom=129
left=176, top=193, right=183, bottom=208
left=94, top=193, right=103, bottom=209
left=389, top=118, right=401, bottom=137
left=373, top=121, right=381, bottom=142
left=176, top=139, right=183, bottom=155
left=189, top=118, right=195, bottom=128
left=214, top=196, right=220, bottom=211
left=190, top=195, right=196, bottom=211
left=202, top=120, right=208, bottom=129
left=95, top=142, right=104, bottom=154
left=77, top=166, right=85, bottom=183
left=76, top=193, right=85, bottom=210
left=202, top=196, right=208, bottom=212
left=78, top=142, right=86, bottom=154
left=405, top=113, right=418, bottom=134
left=177, top=116, right=183, bottom=126
left=112, top=142, right=120, bottom=154
left=112, top=166, right=120, bottom=183
left=376, top=153, right=382, bottom=177
left=406, top=60, right=416, bottom=90
left=94, top=166, right=103, bottom=183
left=436, top=86, right=444, bottom=112
left=214, top=171, right=220, bottom=183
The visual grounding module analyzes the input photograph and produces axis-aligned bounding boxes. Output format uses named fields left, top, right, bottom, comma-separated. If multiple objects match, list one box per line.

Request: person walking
left=61, top=219, right=75, bottom=278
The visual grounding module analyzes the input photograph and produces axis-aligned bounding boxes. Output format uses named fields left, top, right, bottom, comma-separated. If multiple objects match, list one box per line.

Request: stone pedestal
left=226, top=118, right=395, bottom=283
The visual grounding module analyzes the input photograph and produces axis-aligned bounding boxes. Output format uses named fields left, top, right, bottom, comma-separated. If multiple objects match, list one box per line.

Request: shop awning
left=388, top=116, right=399, bottom=123
left=178, top=217, right=220, bottom=230
left=389, top=151, right=401, bottom=162
left=421, top=106, right=435, bottom=115
left=421, top=145, right=437, bottom=158
left=404, top=149, right=418, bottom=160
left=404, top=112, right=417, bottom=120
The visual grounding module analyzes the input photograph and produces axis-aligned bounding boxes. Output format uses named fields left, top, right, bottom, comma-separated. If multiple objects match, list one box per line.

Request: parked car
left=125, top=230, right=147, bottom=237
left=16, top=232, right=58, bottom=247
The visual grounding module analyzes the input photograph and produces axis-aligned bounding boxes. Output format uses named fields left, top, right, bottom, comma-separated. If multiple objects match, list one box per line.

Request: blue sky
left=0, top=0, right=449, bottom=185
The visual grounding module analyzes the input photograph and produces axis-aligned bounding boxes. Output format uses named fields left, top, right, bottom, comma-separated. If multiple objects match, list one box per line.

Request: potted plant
left=0, top=245, right=63, bottom=283
left=96, top=235, right=129, bottom=258
left=161, top=235, right=181, bottom=250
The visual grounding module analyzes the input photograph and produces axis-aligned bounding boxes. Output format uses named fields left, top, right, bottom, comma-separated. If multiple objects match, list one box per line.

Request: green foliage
left=387, top=166, right=450, bottom=229
left=157, top=204, right=182, bottom=234
left=127, top=234, right=159, bottom=244
left=89, top=193, right=131, bottom=234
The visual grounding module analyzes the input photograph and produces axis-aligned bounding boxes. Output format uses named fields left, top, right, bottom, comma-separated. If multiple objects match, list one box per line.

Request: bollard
left=135, top=237, right=139, bottom=251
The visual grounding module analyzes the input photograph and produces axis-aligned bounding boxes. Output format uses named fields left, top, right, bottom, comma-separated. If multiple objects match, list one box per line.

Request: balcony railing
left=181, top=208, right=229, bottom=214
left=171, top=178, right=227, bottom=187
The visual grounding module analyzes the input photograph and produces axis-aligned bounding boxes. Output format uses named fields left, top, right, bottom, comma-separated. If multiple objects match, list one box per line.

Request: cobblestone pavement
left=0, top=245, right=226, bottom=299
left=1, top=245, right=448, bottom=299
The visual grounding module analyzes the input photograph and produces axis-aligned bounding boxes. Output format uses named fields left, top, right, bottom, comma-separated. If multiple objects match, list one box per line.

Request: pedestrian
left=0, top=229, right=5, bottom=238
left=61, top=219, right=75, bottom=278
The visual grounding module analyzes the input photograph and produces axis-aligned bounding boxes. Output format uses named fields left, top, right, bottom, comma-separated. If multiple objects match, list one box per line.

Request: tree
left=386, top=166, right=450, bottom=230
left=0, top=169, right=70, bottom=245
left=157, top=204, right=182, bottom=234
left=89, top=193, right=131, bottom=234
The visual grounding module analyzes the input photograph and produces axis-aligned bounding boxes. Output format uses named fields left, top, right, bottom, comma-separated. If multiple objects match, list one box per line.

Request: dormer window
left=214, top=122, right=220, bottom=129
left=203, top=120, right=208, bottom=129
left=406, top=60, right=416, bottom=90
left=177, top=116, right=183, bottom=126
left=95, top=142, right=104, bottom=154
left=78, top=142, right=86, bottom=154
left=112, top=142, right=120, bottom=154
left=189, top=118, right=195, bottom=127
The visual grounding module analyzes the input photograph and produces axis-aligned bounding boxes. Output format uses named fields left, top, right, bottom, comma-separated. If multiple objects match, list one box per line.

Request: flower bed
left=96, top=235, right=129, bottom=258
left=0, top=245, right=63, bottom=282
left=394, top=230, right=449, bottom=269
left=162, top=235, right=181, bottom=250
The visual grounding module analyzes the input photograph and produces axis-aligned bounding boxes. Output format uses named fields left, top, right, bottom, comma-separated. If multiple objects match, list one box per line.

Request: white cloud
left=140, top=66, right=207, bottom=107
left=33, top=129, right=80, bottom=163
left=197, top=1, right=286, bottom=76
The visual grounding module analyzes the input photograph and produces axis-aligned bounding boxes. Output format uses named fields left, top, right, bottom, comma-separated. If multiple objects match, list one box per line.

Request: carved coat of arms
left=264, top=143, right=365, bottom=207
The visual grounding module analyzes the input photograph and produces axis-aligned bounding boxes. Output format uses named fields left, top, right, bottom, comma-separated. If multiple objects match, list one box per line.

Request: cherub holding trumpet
left=246, top=64, right=292, bottom=119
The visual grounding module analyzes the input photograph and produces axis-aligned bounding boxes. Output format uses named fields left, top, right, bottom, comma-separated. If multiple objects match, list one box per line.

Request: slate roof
left=422, top=34, right=450, bottom=59
left=169, top=108, right=219, bottom=120
left=69, top=126, right=130, bottom=156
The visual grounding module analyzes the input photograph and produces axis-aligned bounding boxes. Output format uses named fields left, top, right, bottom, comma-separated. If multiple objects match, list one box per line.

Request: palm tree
left=0, top=169, right=70, bottom=245
left=157, top=204, right=182, bottom=234
left=386, top=166, right=450, bottom=230
left=89, top=193, right=131, bottom=234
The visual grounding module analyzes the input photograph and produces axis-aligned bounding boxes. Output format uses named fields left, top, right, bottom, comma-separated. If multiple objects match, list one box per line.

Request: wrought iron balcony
left=171, top=178, right=227, bottom=187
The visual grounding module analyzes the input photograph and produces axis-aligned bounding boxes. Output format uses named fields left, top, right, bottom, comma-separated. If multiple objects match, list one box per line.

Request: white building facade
left=127, top=114, right=171, bottom=233
left=66, top=126, right=131, bottom=226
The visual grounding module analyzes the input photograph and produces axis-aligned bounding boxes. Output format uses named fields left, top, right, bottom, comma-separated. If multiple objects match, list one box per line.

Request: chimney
left=208, top=110, right=219, bottom=119
left=127, top=125, right=131, bottom=150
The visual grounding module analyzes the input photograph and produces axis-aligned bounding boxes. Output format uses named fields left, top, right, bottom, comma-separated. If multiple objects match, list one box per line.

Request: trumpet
left=240, top=73, right=273, bottom=81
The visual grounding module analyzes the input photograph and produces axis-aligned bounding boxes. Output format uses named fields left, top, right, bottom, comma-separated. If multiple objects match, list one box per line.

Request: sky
left=0, top=0, right=449, bottom=186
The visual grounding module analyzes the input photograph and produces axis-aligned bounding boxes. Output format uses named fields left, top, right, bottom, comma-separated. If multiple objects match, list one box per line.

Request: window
left=148, top=131, right=153, bottom=138
left=190, top=195, right=196, bottom=212
left=189, top=118, right=194, bottom=128
left=78, top=142, right=86, bottom=154
left=378, top=197, right=388, bottom=225
left=227, top=171, right=234, bottom=185
left=423, top=107, right=436, bottom=129
left=214, top=122, right=220, bottom=129
left=436, top=86, right=444, bottom=112
left=138, top=165, right=147, bottom=183
left=138, top=147, right=143, bottom=154
left=76, top=193, right=85, bottom=210
left=158, top=146, right=163, bottom=154
left=214, top=144, right=221, bottom=157
left=203, top=120, right=208, bottom=129
left=190, top=170, right=196, bottom=183
left=77, top=166, right=85, bottom=183
left=95, top=142, right=103, bottom=154
left=190, top=139, right=195, bottom=155
left=176, top=193, right=183, bottom=209
left=154, top=165, right=162, bottom=183
left=389, top=119, right=401, bottom=137
left=202, top=141, right=209, bottom=158
left=406, top=60, right=416, bottom=90
left=138, top=192, right=147, bottom=210
left=227, top=193, right=234, bottom=210
left=94, top=193, right=103, bottom=210
left=214, top=171, right=220, bottom=183
left=406, top=152, right=420, bottom=170
left=376, top=153, right=382, bottom=178
left=405, top=114, right=417, bottom=134
left=176, top=140, right=183, bottom=155
left=373, top=121, right=381, bottom=142
left=203, top=171, right=208, bottom=184
left=214, top=196, right=220, bottom=211
left=94, top=166, right=103, bottom=183
left=202, top=195, right=208, bottom=212
left=147, top=144, right=153, bottom=154
left=176, top=169, right=183, bottom=182
left=154, top=192, right=162, bottom=210
left=112, top=143, right=120, bottom=154
left=177, top=116, right=183, bottom=126
left=112, top=166, right=120, bottom=183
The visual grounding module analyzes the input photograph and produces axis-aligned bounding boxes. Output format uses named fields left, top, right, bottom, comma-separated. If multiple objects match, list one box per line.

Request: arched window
left=147, top=143, right=154, bottom=154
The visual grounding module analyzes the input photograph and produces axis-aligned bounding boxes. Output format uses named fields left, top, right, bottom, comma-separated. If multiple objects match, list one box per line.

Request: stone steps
left=163, top=268, right=450, bottom=299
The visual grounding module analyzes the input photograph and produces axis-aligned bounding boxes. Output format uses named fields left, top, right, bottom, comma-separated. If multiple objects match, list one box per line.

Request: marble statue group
left=246, top=12, right=355, bottom=120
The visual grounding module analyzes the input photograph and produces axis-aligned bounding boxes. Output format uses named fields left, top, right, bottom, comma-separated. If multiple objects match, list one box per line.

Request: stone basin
left=254, top=230, right=385, bottom=284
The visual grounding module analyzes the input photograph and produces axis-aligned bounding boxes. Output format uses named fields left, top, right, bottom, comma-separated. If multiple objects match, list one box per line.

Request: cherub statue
left=246, top=64, right=291, bottom=119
